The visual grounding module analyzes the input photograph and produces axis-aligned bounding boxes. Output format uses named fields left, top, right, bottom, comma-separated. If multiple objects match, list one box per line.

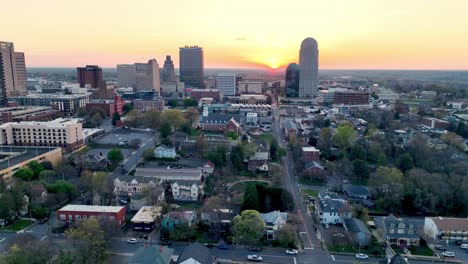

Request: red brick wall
left=57, top=207, right=126, bottom=227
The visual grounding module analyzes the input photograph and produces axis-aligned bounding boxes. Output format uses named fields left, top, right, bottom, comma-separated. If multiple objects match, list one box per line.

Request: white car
left=126, top=238, right=138, bottom=244
left=247, top=255, right=263, bottom=262
left=441, top=251, right=455, bottom=257
left=286, top=249, right=299, bottom=255
left=355, top=253, right=369, bottom=259
left=460, top=244, right=468, bottom=250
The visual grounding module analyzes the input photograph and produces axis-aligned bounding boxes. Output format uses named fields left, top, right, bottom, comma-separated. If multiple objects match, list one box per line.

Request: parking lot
left=95, top=129, right=153, bottom=146
left=432, top=241, right=468, bottom=262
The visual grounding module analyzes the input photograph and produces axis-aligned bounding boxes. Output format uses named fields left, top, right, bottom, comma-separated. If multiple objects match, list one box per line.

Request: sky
left=2, top=0, right=468, bottom=70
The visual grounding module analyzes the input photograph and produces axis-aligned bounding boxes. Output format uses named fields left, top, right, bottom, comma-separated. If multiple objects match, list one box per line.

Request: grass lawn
left=308, top=204, right=315, bottom=213
left=3, top=219, right=34, bottom=231
left=400, top=98, right=432, bottom=105
left=409, top=245, right=434, bottom=256
left=302, top=189, right=319, bottom=197
left=174, top=203, right=202, bottom=210
left=299, top=177, right=326, bottom=186
left=259, top=133, right=274, bottom=145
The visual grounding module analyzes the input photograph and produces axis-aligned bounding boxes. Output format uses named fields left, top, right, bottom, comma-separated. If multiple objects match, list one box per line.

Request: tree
left=90, top=112, right=103, bottom=127
left=184, top=107, right=199, bottom=126
left=397, top=153, right=414, bottom=173
left=111, top=112, right=121, bottom=126
left=269, top=163, right=283, bottom=186
left=226, top=131, right=239, bottom=140
left=194, top=136, right=207, bottom=158
left=0, top=191, right=15, bottom=220
left=141, top=108, right=161, bottom=129
left=168, top=99, right=178, bottom=108
left=76, top=107, right=87, bottom=118
left=317, top=128, right=333, bottom=157
left=242, top=184, right=260, bottom=211
left=142, top=148, right=154, bottom=161
left=40, top=160, right=54, bottom=170
left=46, top=180, right=76, bottom=198
left=353, top=159, right=370, bottom=179
left=170, top=223, right=194, bottom=241
left=333, top=122, right=357, bottom=150
left=441, top=132, right=465, bottom=151
left=349, top=144, right=367, bottom=161
left=230, top=145, right=244, bottom=171
left=107, top=148, right=123, bottom=165
left=66, top=218, right=107, bottom=264
left=280, top=190, right=295, bottom=211
left=308, top=136, right=317, bottom=147
left=270, top=138, right=279, bottom=161
left=13, top=168, right=34, bottom=181
left=369, top=166, right=404, bottom=213
left=124, top=109, right=141, bottom=127
left=276, top=224, right=297, bottom=248
left=91, top=172, right=113, bottom=205
left=122, top=102, right=134, bottom=114
left=232, top=210, right=266, bottom=246
left=455, top=121, right=468, bottom=138
left=4, top=235, right=53, bottom=264
left=207, top=146, right=227, bottom=167
left=28, top=161, right=44, bottom=178
left=162, top=109, right=187, bottom=130
left=183, top=98, right=198, bottom=107
left=159, top=121, right=172, bottom=138
left=129, top=138, right=141, bottom=148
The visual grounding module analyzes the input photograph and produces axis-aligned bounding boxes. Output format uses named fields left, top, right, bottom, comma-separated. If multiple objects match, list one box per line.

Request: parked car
left=460, top=244, right=468, bottom=250
left=204, top=243, right=215, bottom=248
left=217, top=244, right=229, bottom=250
left=126, top=238, right=138, bottom=244
left=355, top=253, right=369, bottom=260
left=285, top=249, right=299, bottom=255
left=247, top=255, right=263, bottom=262
left=455, top=240, right=464, bottom=246
left=441, top=251, right=455, bottom=258
left=434, top=245, right=447, bottom=251
left=248, top=247, right=262, bottom=252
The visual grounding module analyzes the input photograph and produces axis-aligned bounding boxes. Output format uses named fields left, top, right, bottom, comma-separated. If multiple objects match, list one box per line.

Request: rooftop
left=11, top=93, right=91, bottom=99
left=302, top=146, right=319, bottom=152
left=0, top=146, right=60, bottom=171
left=0, top=118, right=80, bottom=128
left=58, top=204, right=125, bottom=213
left=428, top=216, right=468, bottom=231
left=131, top=206, right=162, bottom=223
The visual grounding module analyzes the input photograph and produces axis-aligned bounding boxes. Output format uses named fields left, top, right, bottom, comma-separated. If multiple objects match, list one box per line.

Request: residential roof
left=204, top=161, right=215, bottom=168
left=155, top=145, right=175, bottom=151
left=177, top=242, right=212, bottom=264
left=302, top=146, right=319, bottom=152
left=344, top=218, right=371, bottom=235
left=129, top=245, right=175, bottom=264
left=131, top=206, right=162, bottom=223
left=344, top=185, right=370, bottom=197
left=134, top=167, right=202, bottom=181
left=200, top=113, right=239, bottom=124
left=58, top=205, right=124, bottom=213
left=304, top=161, right=324, bottom=170
left=318, top=199, right=351, bottom=214
left=428, top=217, right=468, bottom=231
left=284, top=120, right=297, bottom=131
left=261, top=211, right=288, bottom=224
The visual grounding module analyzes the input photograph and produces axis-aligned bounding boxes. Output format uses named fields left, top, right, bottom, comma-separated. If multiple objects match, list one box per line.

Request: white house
left=261, top=211, right=288, bottom=240
left=171, top=181, right=204, bottom=202
left=154, top=145, right=177, bottom=159
left=113, top=176, right=159, bottom=196
left=200, top=161, right=215, bottom=175
left=315, top=197, right=352, bottom=225
left=246, top=112, right=258, bottom=125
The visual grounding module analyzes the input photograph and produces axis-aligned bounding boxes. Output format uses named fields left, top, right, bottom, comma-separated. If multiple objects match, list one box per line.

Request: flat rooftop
left=58, top=204, right=125, bottom=213
left=12, top=93, right=91, bottom=99
left=0, top=146, right=59, bottom=171
left=0, top=118, right=80, bottom=127
left=131, top=206, right=162, bottom=223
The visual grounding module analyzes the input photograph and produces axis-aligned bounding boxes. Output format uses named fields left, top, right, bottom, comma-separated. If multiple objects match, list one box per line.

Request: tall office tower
left=134, top=59, right=160, bottom=94
left=162, top=55, right=176, bottom=82
left=285, top=63, right=300, bottom=97
left=0, top=41, right=27, bottom=105
left=216, top=73, right=236, bottom=97
left=299, top=37, right=319, bottom=98
left=77, top=65, right=105, bottom=89
left=179, top=46, right=204, bottom=88
left=117, top=64, right=136, bottom=87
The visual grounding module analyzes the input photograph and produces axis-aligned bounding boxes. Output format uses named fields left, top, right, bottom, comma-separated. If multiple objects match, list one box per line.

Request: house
left=30, top=184, right=48, bottom=204
left=129, top=246, right=175, bottom=264
left=162, top=211, right=196, bottom=230
left=171, top=180, right=204, bottom=202
left=129, top=190, right=165, bottom=211
left=200, top=208, right=234, bottom=237
left=344, top=185, right=372, bottom=200
left=375, top=214, right=420, bottom=247
left=134, top=167, right=203, bottom=182
left=318, top=191, right=346, bottom=202
left=114, top=176, right=160, bottom=196
left=131, top=206, right=162, bottom=232
left=344, top=217, right=372, bottom=247
left=423, top=216, right=468, bottom=241
left=283, top=120, right=298, bottom=139
left=261, top=211, right=288, bottom=240
left=315, top=196, right=352, bottom=225
left=177, top=242, right=213, bottom=264
left=254, top=151, right=269, bottom=161
left=74, top=154, right=108, bottom=172
left=200, top=161, right=215, bottom=175
left=302, top=146, right=320, bottom=162
left=303, top=161, right=325, bottom=179
left=248, top=159, right=269, bottom=172
left=154, top=145, right=177, bottom=159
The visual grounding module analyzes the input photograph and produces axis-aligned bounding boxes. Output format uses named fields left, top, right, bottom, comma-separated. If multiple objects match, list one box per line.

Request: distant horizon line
left=26, top=67, right=468, bottom=71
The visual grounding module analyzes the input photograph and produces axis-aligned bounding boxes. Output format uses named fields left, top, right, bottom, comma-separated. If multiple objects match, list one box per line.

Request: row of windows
left=12, top=128, right=65, bottom=132
left=59, top=214, right=116, bottom=221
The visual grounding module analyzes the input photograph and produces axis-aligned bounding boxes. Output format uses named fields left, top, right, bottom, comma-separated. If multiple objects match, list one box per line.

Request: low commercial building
left=238, top=94, right=267, bottom=104
left=134, top=167, right=203, bottom=182
left=0, top=146, right=62, bottom=180
left=57, top=205, right=126, bottom=227
left=188, top=88, right=220, bottom=101
left=154, top=145, right=177, bottom=159
left=0, top=118, right=84, bottom=151
left=424, top=217, right=468, bottom=241
left=420, top=117, right=450, bottom=130
left=238, top=80, right=263, bottom=94
left=0, top=106, right=61, bottom=123
left=85, top=95, right=123, bottom=117
left=133, top=98, right=165, bottom=112
left=10, top=93, right=91, bottom=116
left=131, top=206, right=162, bottom=232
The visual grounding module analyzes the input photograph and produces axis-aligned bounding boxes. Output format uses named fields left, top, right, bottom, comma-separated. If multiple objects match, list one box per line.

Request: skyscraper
left=285, top=63, right=300, bottom=97
left=117, top=59, right=161, bottom=94
left=216, top=73, right=236, bottom=97
left=77, top=65, right=105, bottom=89
left=0, top=41, right=27, bottom=105
left=299, top=37, right=319, bottom=98
left=162, top=55, right=176, bottom=82
left=179, top=46, right=204, bottom=88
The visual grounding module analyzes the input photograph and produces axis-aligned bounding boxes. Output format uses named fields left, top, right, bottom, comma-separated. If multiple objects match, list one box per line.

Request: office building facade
left=216, top=73, right=236, bottom=97
left=0, top=41, right=27, bottom=105
left=179, top=46, right=204, bottom=88
left=238, top=80, right=263, bottom=94
left=117, top=64, right=136, bottom=87
left=285, top=63, right=300, bottom=97
left=299, top=37, right=319, bottom=98
left=117, top=59, right=161, bottom=94
left=162, top=55, right=176, bottom=82
left=77, top=65, right=105, bottom=89
left=10, top=93, right=90, bottom=116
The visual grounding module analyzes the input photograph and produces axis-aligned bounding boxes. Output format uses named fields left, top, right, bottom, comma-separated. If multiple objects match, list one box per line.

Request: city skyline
left=2, top=0, right=468, bottom=70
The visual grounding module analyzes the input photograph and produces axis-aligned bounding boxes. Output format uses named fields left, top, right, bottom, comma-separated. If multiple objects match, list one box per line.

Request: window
left=397, top=229, right=405, bottom=234
left=60, top=214, right=66, bottom=220
left=76, top=215, right=81, bottom=220
left=68, top=215, right=73, bottom=220
left=389, top=229, right=395, bottom=234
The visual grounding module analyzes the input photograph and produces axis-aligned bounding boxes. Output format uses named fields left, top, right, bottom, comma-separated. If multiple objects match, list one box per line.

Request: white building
left=171, top=181, right=203, bottom=201
left=261, top=211, right=288, bottom=240
left=315, top=195, right=352, bottom=225
left=238, top=80, right=263, bottom=94
left=0, top=118, right=84, bottom=151
left=246, top=112, right=258, bottom=125
left=216, top=73, right=236, bottom=97
left=161, top=81, right=185, bottom=98
left=117, top=59, right=161, bottom=94
left=134, top=167, right=203, bottom=182
left=424, top=217, right=468, bottom=241
left=154, top=145, right=177, bottom=159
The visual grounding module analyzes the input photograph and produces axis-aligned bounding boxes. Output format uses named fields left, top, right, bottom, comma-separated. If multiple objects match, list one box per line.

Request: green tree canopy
left=28, top=161, right=44, bottom=178
left=232, top=210, right=266, bottom=246
left=333, top=122, right=357, bottom=150
left=107, top=148, right=123, bottom=164
left=13, top=168, right=34, bottom=181
left=66, top=218, right=107, bottom=264
left=397, top=153, right=414, bottom=173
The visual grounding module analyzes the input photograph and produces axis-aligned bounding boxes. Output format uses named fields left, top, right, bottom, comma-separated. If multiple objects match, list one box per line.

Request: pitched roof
left=201, top=113, right=239, bottom=124
left=304, top=161, right=324, bottom=170
left=344, top=185, right=370, bottom=196
left=261, top=211, right=288, bottom=224
left=129, top=246, right=174, bottom=264
left=177, top=242, right=212, bottom=264
left=344, top=218, right=371, bottom=235
left=428, top=217, right=468, bottom=231
left=318, top=198, right=351, bottom=213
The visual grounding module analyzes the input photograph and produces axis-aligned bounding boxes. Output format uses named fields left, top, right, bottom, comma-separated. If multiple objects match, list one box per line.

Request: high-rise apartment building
left=285, top=63, right=300, bottom=97
left=299, top=37, right=319, bottom=98
left=162, top=55, right=176, bottom=82
left=117, top=59, right=160, bottom=94
left=179, top=46, right=204, bottom=88
left=216, top=73, right=236, bottom=97
left=77, top=65, right=105, bottom=89
left=0, top=41, right=27, bottom=106
left=11, top=93, right=91, bottom=116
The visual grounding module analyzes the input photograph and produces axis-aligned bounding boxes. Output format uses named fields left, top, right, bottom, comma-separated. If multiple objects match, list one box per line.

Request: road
left=0, top=222, right=50, bottom=251
left=112, top=136, right=154, bottom=177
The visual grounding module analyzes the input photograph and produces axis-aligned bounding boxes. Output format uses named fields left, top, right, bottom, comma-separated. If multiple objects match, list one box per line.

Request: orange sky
left=2, top=0, right=468, bottom=69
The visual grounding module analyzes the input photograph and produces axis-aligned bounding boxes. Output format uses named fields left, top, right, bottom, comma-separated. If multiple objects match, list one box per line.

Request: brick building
left=57, top=205, right=126, bottom=227
left=133, top=98, right=165, bottom=112
left=189, top=88, right=220, bottom=101
left=0, top=106, right=61, bottom=123
left=77, top=65, right=105, bottom=89
left=334, top=91, right=370, bottom=105
left=200, top=114, right=240, bottom=134
left=85, top=95, right=123, bottom=117
left=302, top=146, right=320, bottom=162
